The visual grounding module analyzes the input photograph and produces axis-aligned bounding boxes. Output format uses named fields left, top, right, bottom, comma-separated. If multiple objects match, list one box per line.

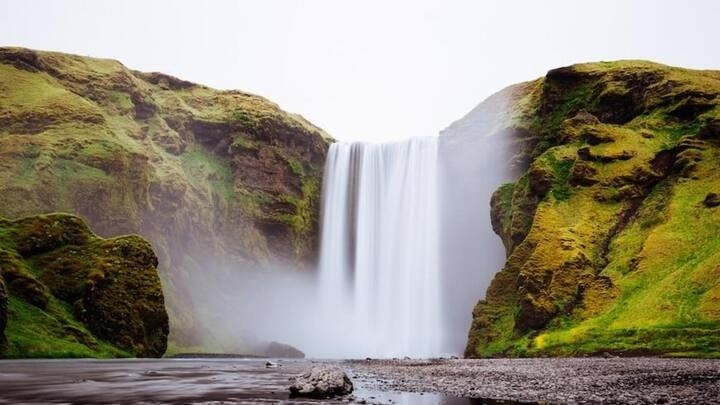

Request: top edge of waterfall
left=331, top=134, right=439, bottom=146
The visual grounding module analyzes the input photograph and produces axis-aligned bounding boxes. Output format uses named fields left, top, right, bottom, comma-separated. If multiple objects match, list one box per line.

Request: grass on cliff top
left=0, top=64, right=105, bottom=129
left=572, top=60, right=720, bottom=84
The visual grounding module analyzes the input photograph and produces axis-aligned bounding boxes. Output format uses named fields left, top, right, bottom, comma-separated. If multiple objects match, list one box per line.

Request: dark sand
left=0, top=357, right=718, bottom=404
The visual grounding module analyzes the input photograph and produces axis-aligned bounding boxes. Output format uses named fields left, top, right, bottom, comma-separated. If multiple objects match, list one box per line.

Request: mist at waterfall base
left=183, top=128, right=516, bottom=359
left=306, top=133, right=518, bottom=358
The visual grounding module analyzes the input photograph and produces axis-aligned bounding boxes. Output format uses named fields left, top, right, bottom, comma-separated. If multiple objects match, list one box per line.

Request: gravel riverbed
left=347, top=357, right=720, bottom=404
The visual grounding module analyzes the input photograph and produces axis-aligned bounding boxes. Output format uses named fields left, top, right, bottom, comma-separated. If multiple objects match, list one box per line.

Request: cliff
left=462, top=61, right=720, bottom=357
left=0, top=47, right=332, bottom=351
left=0, top=213, right=167, bottom=358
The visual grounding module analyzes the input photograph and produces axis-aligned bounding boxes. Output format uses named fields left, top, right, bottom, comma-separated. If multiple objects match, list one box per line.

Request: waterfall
left=316, top=137, right=442, bottom=358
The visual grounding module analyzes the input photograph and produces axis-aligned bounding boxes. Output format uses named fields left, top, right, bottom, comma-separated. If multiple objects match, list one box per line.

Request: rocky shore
left=1, top=357, right=719, bottom=404
left=348, top=357, right=720, bottom=404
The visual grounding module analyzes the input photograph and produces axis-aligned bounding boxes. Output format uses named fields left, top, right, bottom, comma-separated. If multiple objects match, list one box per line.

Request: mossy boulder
left=462, top=60, right=720, bottom=358
left=0, top=213, right=168, bottom=358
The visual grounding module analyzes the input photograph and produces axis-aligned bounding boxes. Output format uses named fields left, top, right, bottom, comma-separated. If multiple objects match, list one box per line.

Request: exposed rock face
left=0, top=213, right=168, bottom=358
left=0, top=47, right=332, bottom=351
left=462, top=61, right=720, bottom=358
left=289, top=366, right=353, bottom=398
left=703, top=193, right=720, bottom=207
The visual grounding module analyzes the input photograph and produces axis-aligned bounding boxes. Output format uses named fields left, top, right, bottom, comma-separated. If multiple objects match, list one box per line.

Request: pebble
left=347, top=357, right=720, bottom=403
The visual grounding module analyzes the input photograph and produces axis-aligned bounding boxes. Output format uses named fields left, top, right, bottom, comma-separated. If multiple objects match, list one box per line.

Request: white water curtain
left=316, top=137, right=441, bottom=358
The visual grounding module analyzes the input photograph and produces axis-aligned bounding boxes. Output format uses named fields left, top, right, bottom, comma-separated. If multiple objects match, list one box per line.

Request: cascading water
left=316, top=137, right=442, bottom=358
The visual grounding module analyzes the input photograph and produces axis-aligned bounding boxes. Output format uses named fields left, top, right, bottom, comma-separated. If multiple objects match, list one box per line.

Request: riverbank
left=349, top=357, right=720, bottom=403
left=1, top=358, right=718, bottom=404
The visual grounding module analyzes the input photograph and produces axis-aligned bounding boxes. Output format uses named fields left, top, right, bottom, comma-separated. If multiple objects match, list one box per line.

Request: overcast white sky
left=1, top=1, right=719, bottom=142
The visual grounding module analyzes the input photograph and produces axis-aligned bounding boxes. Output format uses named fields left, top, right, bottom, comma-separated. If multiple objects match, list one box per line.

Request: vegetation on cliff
left=465, top=61, right=720, bottom=358
left=0, top=47, right=332, bottom=351
left=0, top=213, right=168, bottom=358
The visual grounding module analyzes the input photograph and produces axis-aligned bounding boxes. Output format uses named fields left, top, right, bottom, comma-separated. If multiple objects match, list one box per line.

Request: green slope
left=0, top=47, right=331, bottom=352
left=464, top=61, right=720, bottom=358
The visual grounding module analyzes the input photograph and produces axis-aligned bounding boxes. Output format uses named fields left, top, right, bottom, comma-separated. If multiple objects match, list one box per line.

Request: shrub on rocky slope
left=0, top=47, right=331, bottom=351
left=0, top=213, right=168, bottom=358
left=463, top=61, right=720, bottom=358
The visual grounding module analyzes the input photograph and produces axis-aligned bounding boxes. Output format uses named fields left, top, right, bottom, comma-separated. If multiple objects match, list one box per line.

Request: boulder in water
left=289, top=366, right=353, bottom=398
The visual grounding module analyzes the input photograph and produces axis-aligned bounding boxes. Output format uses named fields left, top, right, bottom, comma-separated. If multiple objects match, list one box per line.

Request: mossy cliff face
left=0, top=47, right=331, bottom=350
left=0, top=213, right=168, bottom=358
left=465, top=61, right=720, bottom=358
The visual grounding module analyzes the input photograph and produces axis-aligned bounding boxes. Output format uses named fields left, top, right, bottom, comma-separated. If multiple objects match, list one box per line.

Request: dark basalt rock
left=667, top=93, right=716, bottom=121
left=698, top=119, right=720, bottom=143
left=570, top=162, right=600, bottom=186
left=703, top=193, right=720, bottom=208
left=528, top=163, right=554, bottom=197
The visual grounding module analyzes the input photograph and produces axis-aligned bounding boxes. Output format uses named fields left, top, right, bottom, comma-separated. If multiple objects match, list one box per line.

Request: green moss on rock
left=465, top=60, right=720, bottom=358
left=0, top=213, right=168, bottom=358
left=0, top=47, right=332, bottom=352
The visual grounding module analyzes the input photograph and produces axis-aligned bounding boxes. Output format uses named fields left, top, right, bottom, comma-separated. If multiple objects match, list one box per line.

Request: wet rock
left=703, top=193, right=720, bottom=208
left=289, top=365, right=354, bottom=398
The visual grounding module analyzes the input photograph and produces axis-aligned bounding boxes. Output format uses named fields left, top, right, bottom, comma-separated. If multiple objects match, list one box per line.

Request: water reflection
left=356, top=389, right=531, bottom=405
left=0, top=359, right=532, bottom=405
